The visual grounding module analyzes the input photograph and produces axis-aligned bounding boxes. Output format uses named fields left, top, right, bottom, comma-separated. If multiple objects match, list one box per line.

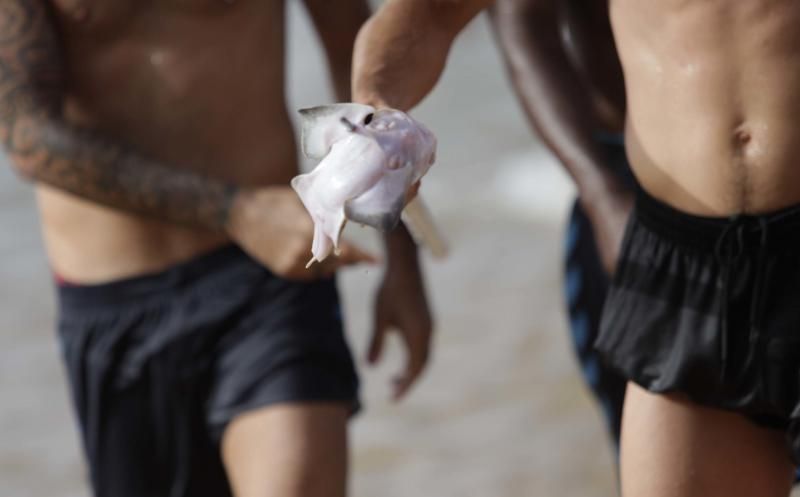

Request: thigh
left=621, top=383, right=794, bottom=497
left=221, top=403, right=349, bottom=497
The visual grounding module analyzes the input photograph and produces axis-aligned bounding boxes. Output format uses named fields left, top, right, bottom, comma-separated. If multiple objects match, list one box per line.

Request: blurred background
left=0, top=4, right=623, bottom=496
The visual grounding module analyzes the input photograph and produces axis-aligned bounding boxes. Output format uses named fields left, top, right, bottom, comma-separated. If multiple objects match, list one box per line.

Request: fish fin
left=343, top=166, right=411, bottom=232
left=344, top=195, right=405, bottom=233
left=311, top=224, right=334, bottom=263
left=290, top=173, right=313, bottom=204
left=299, top=104, right=375, bottom=159
left=330, top=212, right=348, bottom=249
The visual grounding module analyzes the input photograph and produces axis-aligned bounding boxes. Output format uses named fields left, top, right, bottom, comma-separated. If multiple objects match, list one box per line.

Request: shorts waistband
left=634, top=186, right=800, bottom=251
left=57, top=244, right=257, bottom=309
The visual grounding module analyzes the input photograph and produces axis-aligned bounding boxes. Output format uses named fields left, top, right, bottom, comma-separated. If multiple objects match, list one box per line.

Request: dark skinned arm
left=489, top=0, right=632, bottom=273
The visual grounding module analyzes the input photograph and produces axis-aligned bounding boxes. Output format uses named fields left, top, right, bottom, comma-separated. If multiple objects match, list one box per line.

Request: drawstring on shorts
left=714, top=216, right=772, bottom=383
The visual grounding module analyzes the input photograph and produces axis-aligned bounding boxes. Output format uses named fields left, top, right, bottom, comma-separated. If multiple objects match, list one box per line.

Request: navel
left=731, top=122, right=769, bottom=161
left=734, top=128, right=751, bottom=145
left=732, top=123, right=753, bottom=148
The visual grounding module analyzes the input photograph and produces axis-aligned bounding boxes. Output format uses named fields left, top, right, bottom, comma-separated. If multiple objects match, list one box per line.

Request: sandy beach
left=2, top=4, right=776, bottom=497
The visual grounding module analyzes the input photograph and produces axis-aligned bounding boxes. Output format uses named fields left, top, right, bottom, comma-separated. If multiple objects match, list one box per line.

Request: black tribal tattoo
left=0, top=0, right=238, bottom=230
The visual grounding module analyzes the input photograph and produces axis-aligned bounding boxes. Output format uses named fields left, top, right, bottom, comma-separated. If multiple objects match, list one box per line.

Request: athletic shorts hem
left=596, top=185, right=800, bottom=461
left=209, top=392, right=361, bottom=440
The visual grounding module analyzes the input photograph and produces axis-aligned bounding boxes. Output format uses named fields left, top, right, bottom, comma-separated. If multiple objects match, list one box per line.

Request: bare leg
left=621, top=383, right=794, bottom=497
left=221, top=403, right=349, bottom=497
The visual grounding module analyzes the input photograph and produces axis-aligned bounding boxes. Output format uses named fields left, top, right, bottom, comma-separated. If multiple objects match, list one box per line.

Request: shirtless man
left=353, top=1, right=800, bottom=495
left=489, top=0, right=632, bottom=450
left=0, top=1, right=432, bottom=496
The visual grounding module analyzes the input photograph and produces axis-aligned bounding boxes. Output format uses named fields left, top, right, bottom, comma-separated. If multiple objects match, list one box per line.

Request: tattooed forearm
left=0, top=0, right=238, bottom=231
left=36, top=121, right=239, bottom=229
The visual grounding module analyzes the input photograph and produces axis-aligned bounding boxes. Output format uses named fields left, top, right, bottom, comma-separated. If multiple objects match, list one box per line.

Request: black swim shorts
left=56, top=245, right=360, bottom=497
left=596, top=186, right=800, bottom=460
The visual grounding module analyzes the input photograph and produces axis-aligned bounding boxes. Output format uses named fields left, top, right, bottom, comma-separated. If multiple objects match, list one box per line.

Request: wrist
left=383, top=223, right=419, bottom=265
left=223, top=185, right=253, bottom=237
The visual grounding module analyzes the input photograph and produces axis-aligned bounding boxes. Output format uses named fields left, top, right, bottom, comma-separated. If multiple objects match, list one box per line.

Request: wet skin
left=613, top=0, right=800, bottom=215
left=355, top=0, right=800, bottom=217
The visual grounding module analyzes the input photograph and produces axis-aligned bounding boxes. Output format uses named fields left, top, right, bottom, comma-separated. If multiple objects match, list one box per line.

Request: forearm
left=0, top=0, right=239, bottom=232
left=6, top=114, right=237, bottom=231
left=352, top=0, right=492, bottom=110
left=490, top=1, right=626, bottom=203
left=383, top=222, right=419, bottom=264
left=304, top=0, right=371, bottom=102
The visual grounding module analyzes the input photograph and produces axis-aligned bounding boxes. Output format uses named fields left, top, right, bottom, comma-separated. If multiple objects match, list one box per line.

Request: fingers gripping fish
left=291, top=103, right=437, bottom=266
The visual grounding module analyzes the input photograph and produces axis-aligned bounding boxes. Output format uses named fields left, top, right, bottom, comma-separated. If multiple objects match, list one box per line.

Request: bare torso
left=41, top=0, right=296, bottom=282
left=612, top=0, right=800, bottom=215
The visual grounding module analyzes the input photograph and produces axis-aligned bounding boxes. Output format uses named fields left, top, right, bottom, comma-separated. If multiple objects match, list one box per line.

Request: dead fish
left=291, top=103, right=437, bottom=266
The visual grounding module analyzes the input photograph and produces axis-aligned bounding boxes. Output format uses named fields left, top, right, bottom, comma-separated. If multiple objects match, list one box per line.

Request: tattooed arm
left=0, top=0, right=376, bottom=279
left=0, top=0, right=240, bottom=229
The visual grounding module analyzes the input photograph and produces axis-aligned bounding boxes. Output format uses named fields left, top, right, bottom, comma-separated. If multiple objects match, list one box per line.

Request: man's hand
left=352, top=0, right=493, bottom=110
left=583, top=188, right=634, bottom=275
left=226, top=186, right=377, bottom=280
left=368, top=227, right=433, bottom=400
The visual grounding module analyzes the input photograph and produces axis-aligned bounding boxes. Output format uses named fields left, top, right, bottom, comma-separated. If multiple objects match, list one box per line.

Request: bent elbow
left=1, top=114, right=58, bottom=183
